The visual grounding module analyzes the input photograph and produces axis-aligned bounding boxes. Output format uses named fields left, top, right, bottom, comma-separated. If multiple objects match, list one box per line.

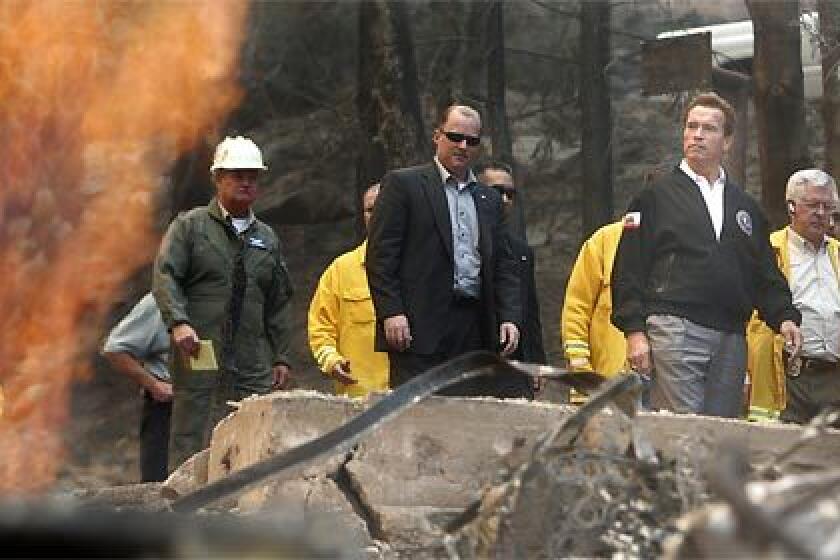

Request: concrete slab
left=167, top=389, right=840, bottom=550
left=374, top=505, right=461, bottom=550
left=205, top=390, right=365, bottom=498
left=208, top=392, right=364, bottom=481
left=346, top=396, right=565, bottom=507
left=162, top=448, right=209, bottom=500
left=636, top=412, right=840, bottom=472
left=256, top=476, right=374, bottom=558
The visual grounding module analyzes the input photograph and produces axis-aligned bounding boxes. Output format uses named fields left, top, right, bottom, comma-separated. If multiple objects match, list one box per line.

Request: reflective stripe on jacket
left=747, top=227, right=840, bottom=412
left=308, top=240, right=389, bottom=397
left=561, top=221, right=627, bottom=376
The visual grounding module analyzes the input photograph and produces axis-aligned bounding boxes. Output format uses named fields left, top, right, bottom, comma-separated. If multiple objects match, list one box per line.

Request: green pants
left=168, top=365, right=272, bottom=472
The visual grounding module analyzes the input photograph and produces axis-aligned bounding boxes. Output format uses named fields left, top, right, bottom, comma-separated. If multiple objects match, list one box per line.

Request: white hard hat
left=210, top=136, right=268, bottom=172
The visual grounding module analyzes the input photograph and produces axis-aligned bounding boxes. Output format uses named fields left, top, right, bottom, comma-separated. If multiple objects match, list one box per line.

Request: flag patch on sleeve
left=623, top=211, right=641, bottom=229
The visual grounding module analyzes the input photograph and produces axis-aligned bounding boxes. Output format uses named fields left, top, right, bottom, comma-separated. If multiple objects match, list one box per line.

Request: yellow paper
left=189, top=339, right=218, bottom=371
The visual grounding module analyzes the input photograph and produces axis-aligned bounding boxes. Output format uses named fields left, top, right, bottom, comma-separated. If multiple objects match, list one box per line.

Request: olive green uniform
left=153, top=198, right=293, bottom=469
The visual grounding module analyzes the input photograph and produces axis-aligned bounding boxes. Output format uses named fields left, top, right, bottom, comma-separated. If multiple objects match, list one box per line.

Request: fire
left=0, top=0, right=247, bottom=492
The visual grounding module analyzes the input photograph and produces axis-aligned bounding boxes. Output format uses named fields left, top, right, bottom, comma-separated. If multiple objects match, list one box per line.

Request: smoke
left=0, top=0, right=247, bottom=492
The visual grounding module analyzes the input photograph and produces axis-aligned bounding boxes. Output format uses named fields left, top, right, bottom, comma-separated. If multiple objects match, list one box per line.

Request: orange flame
left=0, top=0, right=247, bottom=493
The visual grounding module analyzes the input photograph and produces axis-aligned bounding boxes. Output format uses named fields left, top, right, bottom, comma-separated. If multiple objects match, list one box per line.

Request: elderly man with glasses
left=747, top=169, right=840, bottom=425
left=366, top=104, right=521, bottom=396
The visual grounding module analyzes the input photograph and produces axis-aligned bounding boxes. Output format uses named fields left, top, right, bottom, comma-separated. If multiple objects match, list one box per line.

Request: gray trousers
left=646, top=314, right=747, bottom=418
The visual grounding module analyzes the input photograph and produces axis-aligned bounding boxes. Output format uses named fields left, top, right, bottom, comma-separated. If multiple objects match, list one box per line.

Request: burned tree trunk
left=819, top=0, right=840, bottom=176
left=485, top=0, right=526, bottom=239
left=356, top=0, right=427, bottom=216
left=712, top=68, right=751, bottom=188
left=486, top=0, right=513, bottom=165
left=746, top=0, right=810, bottom=229
left=579, top=0, right=613, bottom=239
left=424, top=2, right=464, bottom=122
left=461, top=1, right=490, bottom=106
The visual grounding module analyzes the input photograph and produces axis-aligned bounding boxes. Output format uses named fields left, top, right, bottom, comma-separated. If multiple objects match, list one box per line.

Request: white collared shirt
left=680, top=159, right=726, bottom=240
left=787, top=228, right=840, bottom=361
left=433, top=156, right=478, bottom=190
left=218, top=202, right=256, bottom=235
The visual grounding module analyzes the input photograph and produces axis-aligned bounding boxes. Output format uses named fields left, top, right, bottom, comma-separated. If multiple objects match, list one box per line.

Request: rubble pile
left=444, top=374, right=696, bottom=558
left=664, top=410, right=840, bottom=559
left=445, top=374, right=840, bottom=559
left=8, top=356, right=840, bottom=558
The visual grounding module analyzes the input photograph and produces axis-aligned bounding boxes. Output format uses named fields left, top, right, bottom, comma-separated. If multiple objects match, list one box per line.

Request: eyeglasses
left=490, top=184, right=516, bottom=198
left=442, top=131, right=481, bottom=147
left=793, top=199, right=837, bottom=214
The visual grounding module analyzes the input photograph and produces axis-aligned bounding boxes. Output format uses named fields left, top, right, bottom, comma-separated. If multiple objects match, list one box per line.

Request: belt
left=800, top=356, right=839, bottom=371
left=452, top=293, right=480, bottom=306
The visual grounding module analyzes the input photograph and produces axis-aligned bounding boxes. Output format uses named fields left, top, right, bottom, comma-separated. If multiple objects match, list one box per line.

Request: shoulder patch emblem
left=248, top=237, right=268, bottom=249
left=623, top=211, right=641, bottom=229
left=736, top=210, right=753, bottom=236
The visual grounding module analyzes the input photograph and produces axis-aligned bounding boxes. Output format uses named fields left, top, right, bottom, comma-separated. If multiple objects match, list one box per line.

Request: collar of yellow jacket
left=771, top=226, right=840, bottom=277
left=356, top=239, right=368, bottom=266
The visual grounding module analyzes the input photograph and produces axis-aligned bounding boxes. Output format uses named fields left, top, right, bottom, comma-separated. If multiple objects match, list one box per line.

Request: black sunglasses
left=490, top=184, right=516, bottom=198
left=442, top=130, right=481, bottom=147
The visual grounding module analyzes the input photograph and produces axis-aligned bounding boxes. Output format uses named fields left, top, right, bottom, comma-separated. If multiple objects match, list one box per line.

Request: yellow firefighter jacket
left=747, top=227, right=840, bottom=416
left=562, top=221, right=627, bottom=376
left=308, top=240, right=389, bottom=397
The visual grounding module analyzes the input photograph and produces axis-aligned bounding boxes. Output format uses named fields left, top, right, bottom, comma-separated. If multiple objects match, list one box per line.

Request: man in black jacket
left=611, top=92, right=802, bottom=418
left=366, top=105, right=521, bottom=395
left=477, top=160, right=545, bottom=398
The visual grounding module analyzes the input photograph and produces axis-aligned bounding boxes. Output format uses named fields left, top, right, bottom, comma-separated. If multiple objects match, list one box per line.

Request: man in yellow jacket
left=562, top=221, right=627, bottom=377
left=748, top=169, right=840, bottom=422
left=308, top=184, right=389, bottom=397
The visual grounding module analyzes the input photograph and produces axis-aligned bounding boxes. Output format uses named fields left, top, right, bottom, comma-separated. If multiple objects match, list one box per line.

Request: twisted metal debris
left=442, top=372, right=697, bottom=559
left=666, top=408, right=840, bottom=560
left=443, top=373, right=840, bottom=560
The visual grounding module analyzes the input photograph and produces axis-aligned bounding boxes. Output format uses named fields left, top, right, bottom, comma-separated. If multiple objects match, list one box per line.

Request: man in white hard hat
left=153, top=136, right=294, bottom=470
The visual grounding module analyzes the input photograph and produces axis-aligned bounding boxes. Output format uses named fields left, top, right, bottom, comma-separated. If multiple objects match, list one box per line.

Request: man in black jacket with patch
left=611, top=92, right=802, bottom=418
